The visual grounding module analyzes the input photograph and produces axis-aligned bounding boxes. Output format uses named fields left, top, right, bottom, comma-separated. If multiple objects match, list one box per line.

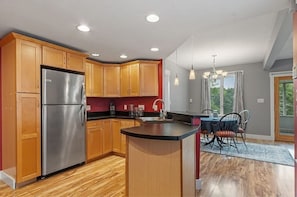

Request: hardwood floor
left=0, top=143, right=294, bottom=197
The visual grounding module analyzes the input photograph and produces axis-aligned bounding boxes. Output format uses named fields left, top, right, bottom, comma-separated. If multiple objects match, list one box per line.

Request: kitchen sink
left=137, top=116, right=174, bottom=123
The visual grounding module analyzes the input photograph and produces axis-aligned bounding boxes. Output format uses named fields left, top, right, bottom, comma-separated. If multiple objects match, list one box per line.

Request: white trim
left=246, top=133, right=274, bottom=141
left=269, top=71, right=292, bottom=141
left=196, top=178, right=202, bottom=190
left=1, top=171, right=16, bottom=189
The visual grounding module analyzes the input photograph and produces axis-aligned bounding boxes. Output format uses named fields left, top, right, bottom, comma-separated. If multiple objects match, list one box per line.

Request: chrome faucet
left=152, top=98, right=166, bottom=119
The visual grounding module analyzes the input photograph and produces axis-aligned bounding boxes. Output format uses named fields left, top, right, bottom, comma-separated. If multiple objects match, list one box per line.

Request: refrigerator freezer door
left=42, top=105, right=86, bottom=176
left=42, top=68, right=85, bottom=105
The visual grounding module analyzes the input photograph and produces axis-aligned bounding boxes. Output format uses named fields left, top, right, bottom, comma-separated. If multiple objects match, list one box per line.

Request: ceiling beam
left=263, top=8, right=293, bottom=70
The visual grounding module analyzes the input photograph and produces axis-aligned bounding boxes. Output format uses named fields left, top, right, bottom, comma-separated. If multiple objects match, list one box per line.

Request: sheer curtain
left=201, top=78, right=211, bottom=111
left=233, top=71, right=244, bottom=113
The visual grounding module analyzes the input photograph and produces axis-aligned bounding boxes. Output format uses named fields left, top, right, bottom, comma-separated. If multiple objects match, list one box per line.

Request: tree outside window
left=210, top=74, right=235, bottom=114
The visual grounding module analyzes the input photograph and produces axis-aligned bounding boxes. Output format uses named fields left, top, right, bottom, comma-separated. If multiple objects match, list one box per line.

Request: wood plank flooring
left=0, top=141, right=294, bottom=196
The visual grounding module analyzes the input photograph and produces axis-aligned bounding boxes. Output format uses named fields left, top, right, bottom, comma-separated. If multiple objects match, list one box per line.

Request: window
left=210, top=73, right=235, bottom=114
left=279, top=80, right=293, bottom=116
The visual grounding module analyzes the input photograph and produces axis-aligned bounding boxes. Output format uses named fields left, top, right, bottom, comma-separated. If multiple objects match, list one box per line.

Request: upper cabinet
left=139, top=61, right=159, bottom=96
left=120, top=60, right=159, bottom=97
left=120, top=62, right=140, bottom=97
left=16, top=39, right=41, bottom=93
left=85, top=60, right=104, bottom=97
left=42, top=46, right=86, bottom=72
left=42, top=46, right=66, bottom=69
left=103, top=64, right=120, bottom=97
left=66, top=52, right=86, bottom=72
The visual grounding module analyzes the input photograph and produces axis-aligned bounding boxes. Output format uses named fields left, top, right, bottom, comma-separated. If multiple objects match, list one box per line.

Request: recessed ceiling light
left=146, top=14, right=159, bottom=23
left=77, top=25, right=90, bottom=32
left=91, top=53, right=100, bottom=57
left=120, top=54, right=127, bottom=59
left=150, top=47, right=159, bottom=52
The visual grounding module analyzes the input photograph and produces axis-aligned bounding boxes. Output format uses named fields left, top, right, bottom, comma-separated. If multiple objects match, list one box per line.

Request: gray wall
left=165, top=60, right=292, bottom=137
left=164, top=59, right=189, bottom=111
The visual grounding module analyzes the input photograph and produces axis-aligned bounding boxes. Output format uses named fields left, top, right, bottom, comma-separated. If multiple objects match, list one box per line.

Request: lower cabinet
left=86, top=119, right=112, bottom=161
left=112, top=119, right=136, bottom=155
left=87, top=118, right=136, bottom=161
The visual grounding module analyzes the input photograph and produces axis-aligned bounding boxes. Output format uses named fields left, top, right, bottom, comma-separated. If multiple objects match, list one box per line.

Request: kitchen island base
left=125, top=134, right=196, bottom=197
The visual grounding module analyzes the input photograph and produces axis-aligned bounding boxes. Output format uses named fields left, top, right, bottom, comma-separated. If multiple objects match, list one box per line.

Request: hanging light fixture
left=174, top=49, right=179, bottom=86
left=189, top=37, right=196, bottom=80
left=203, top=55, right=227, bottom=84
left=174, top=74, right=179, bottom=86
left=189, top=65, right=196, bottom=80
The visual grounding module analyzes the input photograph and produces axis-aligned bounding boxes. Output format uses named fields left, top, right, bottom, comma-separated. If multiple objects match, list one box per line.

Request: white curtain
left=232, top=71, right=244, bottom=113
left=201, top=78, right=211, bottom=111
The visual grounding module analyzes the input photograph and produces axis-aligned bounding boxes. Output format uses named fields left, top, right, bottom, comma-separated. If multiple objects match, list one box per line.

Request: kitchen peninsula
left=121, top=122, right=199, bottom=197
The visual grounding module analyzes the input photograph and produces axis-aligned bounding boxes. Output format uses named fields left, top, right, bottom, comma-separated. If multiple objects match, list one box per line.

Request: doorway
left=274, top=76, right=294, bottom=142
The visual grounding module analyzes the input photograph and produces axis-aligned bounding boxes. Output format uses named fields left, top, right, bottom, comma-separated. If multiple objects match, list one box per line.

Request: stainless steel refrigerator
left=41, top=67, right=86, bottom=176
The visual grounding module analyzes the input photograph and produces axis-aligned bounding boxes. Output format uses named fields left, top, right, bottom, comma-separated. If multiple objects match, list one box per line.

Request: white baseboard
left=1, top=171, right=16, bottom=189
left=196, top=178, right=202, bottom=190
left=246, top=134, right=274, bottom=141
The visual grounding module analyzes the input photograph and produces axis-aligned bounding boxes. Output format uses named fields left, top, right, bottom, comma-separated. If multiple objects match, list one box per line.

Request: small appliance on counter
left=109, top=102, right=116, bottom=115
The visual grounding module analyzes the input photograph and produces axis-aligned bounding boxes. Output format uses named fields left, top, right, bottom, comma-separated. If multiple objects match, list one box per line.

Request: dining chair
left=237, top=109, right=250, bottom=148
left=200, top=109, right=214, bottom=142
left=215, top=112, right=241, bottom=153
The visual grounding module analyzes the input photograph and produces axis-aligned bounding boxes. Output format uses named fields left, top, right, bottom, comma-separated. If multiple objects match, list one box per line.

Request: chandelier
left=203, top=55, right=227, bottom=83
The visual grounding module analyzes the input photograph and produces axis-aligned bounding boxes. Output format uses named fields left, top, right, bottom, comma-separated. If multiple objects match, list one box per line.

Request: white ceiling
left=0, top=0, right=294, bottom=70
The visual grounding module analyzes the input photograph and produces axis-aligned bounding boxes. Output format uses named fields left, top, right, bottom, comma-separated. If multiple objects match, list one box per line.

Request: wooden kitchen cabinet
left=0, top=33, right=42, bottom=187
left=42, top=46, right=86, bottom=72
left=66, top=52, right=86, bottom=72
left=103, top=64, right=120, bottom=97
left=86, top=119, right=112, bottom=161
left=120, top=63, right=140, bottom=97
left=42, top=46, right=66, bottom=69
left=85, top=60, right=104, bottom=97
left=16, top=94, right=41, bottom=182
left=139, top=61, right=159, bottom=96
left=112, top=119, right=135, bottom=155
left=16, top=39, right=41, bottom=93
left=86, top=121, right=103, bottom=161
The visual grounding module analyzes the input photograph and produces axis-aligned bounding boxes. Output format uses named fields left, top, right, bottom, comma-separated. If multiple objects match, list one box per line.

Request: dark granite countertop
left=168, top=111, right=208, bottom=117
left=87, top=111, right=160, bottom=121
left=121, top=122, right=200, bottom=141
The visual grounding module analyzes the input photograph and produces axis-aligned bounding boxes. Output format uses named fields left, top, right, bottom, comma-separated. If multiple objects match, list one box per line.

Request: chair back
left=239, top=110, right=250, bottom=130
left=201, top=109, right=213, bottom=114
left=218, top=112, right=241, bottom=132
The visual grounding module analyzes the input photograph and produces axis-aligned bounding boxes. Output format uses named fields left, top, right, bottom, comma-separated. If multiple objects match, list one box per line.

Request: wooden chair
left=215, top=112, right=241, bottom=153
left=200, top=109, right=214, bottom=142
left=237, top=109, right=250, bottom=148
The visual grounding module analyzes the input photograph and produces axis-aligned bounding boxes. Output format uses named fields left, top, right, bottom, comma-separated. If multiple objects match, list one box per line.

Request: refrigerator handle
left=80, top=83, right=87, bottom=124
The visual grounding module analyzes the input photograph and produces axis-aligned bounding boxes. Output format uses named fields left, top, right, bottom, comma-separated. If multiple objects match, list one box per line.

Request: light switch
left=189, top=98, right=193, bottom=103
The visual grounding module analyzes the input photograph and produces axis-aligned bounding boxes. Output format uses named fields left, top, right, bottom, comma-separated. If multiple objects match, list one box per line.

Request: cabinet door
left=86, top=121, right=103, bottom=161
left=140, top=63, right=159, bottom=96
left=66, top=52, right=85, bottom=72
left=120, top=120, right=135, bottom=154
left=42, top=46, right=66, bottom=69
left=129, top=63, right=140, bottom=96
left=112, top=119, right=121, bottom=153
left=16, top=39, right=41, bottom=93
left=103, top=64, right=120, bottom=97
left=102, top=120, right=112, bottom=154
left=92, top=63, right=104, bottom=97
left=120, top=64, right=130, bottom=97
left=16, top=93, right=41, bottom=182
left=85, top=62, right=93, bottom=97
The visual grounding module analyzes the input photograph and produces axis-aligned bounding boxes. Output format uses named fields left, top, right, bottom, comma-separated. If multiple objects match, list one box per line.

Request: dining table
left=200, top=116, right=239, bottom=146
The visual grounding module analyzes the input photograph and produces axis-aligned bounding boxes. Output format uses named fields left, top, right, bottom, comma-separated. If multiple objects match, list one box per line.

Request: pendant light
left=189, top=36, right=196, bottom=80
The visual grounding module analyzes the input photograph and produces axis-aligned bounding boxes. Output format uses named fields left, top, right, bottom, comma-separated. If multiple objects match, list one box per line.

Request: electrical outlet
left=138, top=105, right=145, bottom=110
left=124, top=104, right=127, bottom=110
left=86, top=105, right=91, bottom=111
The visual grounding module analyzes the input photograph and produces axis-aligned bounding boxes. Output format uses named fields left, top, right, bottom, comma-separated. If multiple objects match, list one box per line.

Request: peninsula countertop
left=121, top=122, right=200, bottom=141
